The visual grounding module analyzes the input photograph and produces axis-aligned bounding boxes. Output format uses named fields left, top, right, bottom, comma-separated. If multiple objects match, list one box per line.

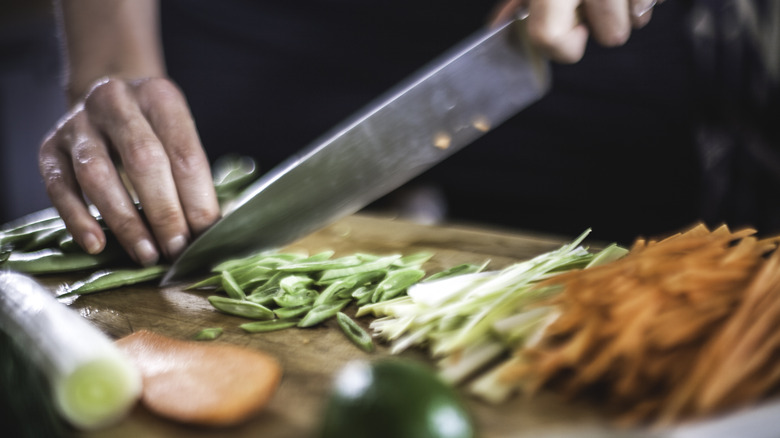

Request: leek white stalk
left=0, top=272, right=141, bottom=430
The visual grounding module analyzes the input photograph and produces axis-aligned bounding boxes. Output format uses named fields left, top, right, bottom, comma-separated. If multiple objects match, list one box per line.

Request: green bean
left=21, top=226, right=70, bottom=252
left=276, top=255, right=361, bottom=273
left=372, top=268, right=426, bottom=302
left=221, top=271, right=246, bottom=300
left=240, top=318, right=300, bottom=333
left=193, top=327, right=223, bottom=341
left=273, top=290, right=316, bottom=308
left=274, top=304, right=313, bottom=319
left=318, top=255, right=401, bottom=282
left=313, top=278, right=357, bottom=306
left=336, top=312, right=374, bottom=352
left=279, top=275, right=314, bottom=295
left=57, top=233, right=80, bottom=252
left=3, top=248, right=124, bottom=275
left=352, top=286, right=373, bottom=306
left=393, top=251, right=434, bottom=268
left=298, top=299, right=350, bottom=328
left=208, top=296, right=275, bottom=320
left=59, top=265, right=169, bottom=297
left=245, top=290, right=277, bottom=306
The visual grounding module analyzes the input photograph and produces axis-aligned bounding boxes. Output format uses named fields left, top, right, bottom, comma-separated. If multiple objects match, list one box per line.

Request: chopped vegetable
left=189, top=249, right=436, bottom=349
left=503, top=224, right=780, bottom=425
left=193, top=327, right=223, bottom=341
left=336, top=312, right=374, bottom=352
left=0, top=272, right=141, bottom=430
left=362, top=230, right=625, bottom=387
left=115, top=330, right=282, bottom=426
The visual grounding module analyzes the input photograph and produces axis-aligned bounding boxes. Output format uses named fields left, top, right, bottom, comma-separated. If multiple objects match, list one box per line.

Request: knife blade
left=161, top=17, right=550, bottom=285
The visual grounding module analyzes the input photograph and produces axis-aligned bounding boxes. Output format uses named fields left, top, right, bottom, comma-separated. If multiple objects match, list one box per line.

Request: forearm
left=56, top=0, right=165, bottom=103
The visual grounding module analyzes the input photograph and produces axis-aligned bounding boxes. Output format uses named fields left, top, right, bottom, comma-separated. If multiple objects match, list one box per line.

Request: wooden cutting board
left=38, top=214, right=647, bottom=438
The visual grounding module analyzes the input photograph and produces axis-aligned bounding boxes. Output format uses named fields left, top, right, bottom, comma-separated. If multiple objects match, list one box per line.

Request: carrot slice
left=115, top=330, right=282, bottom=426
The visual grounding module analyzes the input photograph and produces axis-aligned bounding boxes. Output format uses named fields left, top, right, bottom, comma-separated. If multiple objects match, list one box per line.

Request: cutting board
left=38, top=214, right=647, bottom=438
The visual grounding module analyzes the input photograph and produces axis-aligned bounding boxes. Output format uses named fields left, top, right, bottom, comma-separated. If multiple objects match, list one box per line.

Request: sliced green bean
left=208, top=296, right=275, bottom=320
left=298, top=299, right=350, bottom=328
left=336, top=312, right=374, bottom=352
left=274, top=304, right=313, bottom=319
left=318, top=254, right=401, bottom=282
left=313, top=278, right=357, bottom=306
left=273, top=289, right=317, bottom=308
left=59, top=265, right=169, bottom=297
left=221, top=271, right=247, bottom=300
left=240, top=318, right=300, bottom=333
left=245, top=290, right=277, bottom=306
left=352, top=286, right=373, bottom=306
left=276, top=255, right=361, bottom=273
left=279, top=275, right=314, bottom=295
left=193, top=327, right=223, bottom=340
left=393, top=251, right=434, bottom=268
left=372, top=268, right=426, bottom=302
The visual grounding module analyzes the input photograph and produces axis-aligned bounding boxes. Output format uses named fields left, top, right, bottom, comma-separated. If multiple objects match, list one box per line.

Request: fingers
left=39, top=76, right=221, bottom=266
left=496, top=0, right=659, bottom=63
left=133, top=78, right=220, bottom=237
left=526, top=0, right=590, bottom=64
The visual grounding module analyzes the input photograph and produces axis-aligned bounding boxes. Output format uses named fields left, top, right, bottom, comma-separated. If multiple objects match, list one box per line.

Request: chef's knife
left=161, top=16, right=550, bottom=285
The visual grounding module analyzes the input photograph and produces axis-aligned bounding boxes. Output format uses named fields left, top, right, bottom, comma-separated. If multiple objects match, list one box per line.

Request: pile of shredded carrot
left=502, top=223, right=780, bottom=426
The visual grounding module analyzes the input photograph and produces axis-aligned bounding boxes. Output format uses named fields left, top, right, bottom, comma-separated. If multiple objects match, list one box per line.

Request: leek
left=0, top=272, right=141, bottom=430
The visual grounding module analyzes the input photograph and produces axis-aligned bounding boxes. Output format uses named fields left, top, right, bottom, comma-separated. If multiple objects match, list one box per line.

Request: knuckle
left=597, top=28, right=630, bottom=47
left=73, top=155, right=115, bottom=188
left=121, top=138, right=169, bottom=175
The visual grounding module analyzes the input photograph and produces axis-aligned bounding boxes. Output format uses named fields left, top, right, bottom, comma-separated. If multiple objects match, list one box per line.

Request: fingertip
left=134, top=238, right=160, bottom=267
left=81, top=231, right=105, bottom=255
left=165, top=235, right=188, bottom=261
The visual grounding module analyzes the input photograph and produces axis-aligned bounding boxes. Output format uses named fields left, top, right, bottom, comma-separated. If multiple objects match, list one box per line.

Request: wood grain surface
left=36, top=215, right=650, bottom=438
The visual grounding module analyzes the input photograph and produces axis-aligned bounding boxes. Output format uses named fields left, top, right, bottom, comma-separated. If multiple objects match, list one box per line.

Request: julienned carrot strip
left=115, top=330, right=282, bottom=426
left=503, top=223, right=780, bottom=426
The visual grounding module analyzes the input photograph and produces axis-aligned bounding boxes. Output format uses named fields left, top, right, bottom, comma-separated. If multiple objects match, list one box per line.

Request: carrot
left=115, top=330, right=282, bottom=426
left=503, top=223, right=780, bottom=426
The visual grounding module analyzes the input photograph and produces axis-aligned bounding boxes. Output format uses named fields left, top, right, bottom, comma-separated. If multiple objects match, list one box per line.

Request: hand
left=493, top=0, right=661, bottom=63
left=39, top=77, right=221, bottom=266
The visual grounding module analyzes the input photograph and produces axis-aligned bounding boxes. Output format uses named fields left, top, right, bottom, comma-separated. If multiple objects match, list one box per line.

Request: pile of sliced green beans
left=187, top=250, right=450, bottom=352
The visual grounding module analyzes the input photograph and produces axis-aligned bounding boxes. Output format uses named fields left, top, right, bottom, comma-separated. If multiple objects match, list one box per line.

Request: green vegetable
left=192, top=327, right=223, bottom=341
left=58, top=265, right=169, bottom=297
left=298, top=299, right=350, bottom=328
left=335, top=312, right=374, bottom=352
left=198, top=250, right=435, bottom=333
left=0, top=272, right=141, bottom=430
left=240, top=318, right=301, bottom=333
left=2, top=248, right=124, bottom=275
left=207, top=296, right=275, bottom=320
left=362, top=230, right=628, bottom=390
left=319, top=359, right=475, bottom=438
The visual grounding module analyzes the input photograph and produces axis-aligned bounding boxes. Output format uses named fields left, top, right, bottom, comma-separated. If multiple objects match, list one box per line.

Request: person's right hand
left=39, top=76, right=221, bottom=266
left=493, top=0, right=662, bottom=63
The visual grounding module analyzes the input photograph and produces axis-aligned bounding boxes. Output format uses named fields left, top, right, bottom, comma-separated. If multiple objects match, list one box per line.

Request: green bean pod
left=208, top=296, right=275, bottom=320
left=336, top=312, right=374, bottom=352
left=298, top=299, right=350, bottom=328
left=240, top=318, right=300, bottom=333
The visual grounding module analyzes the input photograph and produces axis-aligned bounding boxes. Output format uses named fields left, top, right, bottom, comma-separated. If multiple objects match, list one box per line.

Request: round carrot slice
left=115, top=330, right=282, bottom=426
